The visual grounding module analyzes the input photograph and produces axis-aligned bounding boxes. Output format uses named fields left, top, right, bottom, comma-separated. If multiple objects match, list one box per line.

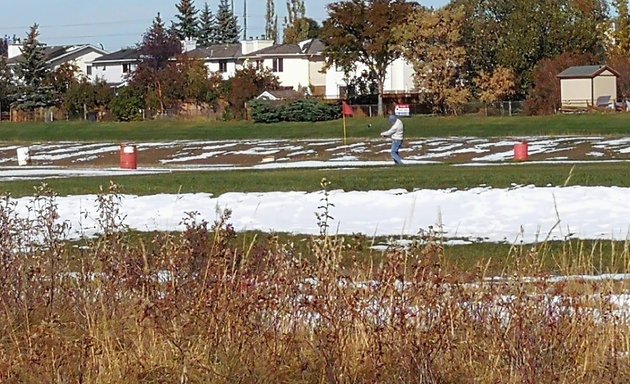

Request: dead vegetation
left=1, top=183, right=630, bottom=383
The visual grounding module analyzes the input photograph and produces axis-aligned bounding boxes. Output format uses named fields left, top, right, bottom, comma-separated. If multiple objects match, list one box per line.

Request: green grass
left=3, top=112, right=630, bottom=142
left=2, top=162, right=629, bottom=198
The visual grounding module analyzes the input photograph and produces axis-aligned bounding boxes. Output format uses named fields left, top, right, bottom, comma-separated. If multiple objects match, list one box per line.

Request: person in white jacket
left=380, top=115, right=404, bottom=165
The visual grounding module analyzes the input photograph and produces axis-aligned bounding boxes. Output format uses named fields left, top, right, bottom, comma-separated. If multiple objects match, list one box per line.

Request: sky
left=0, top=0, right=450, bottom=52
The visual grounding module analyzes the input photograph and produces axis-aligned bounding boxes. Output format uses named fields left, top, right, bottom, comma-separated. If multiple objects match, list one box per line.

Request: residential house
left=7, top=42, right=108, bottom=80
left=557, top=65, right=620, bottom=110
left=324, top=57, right=416, bottom=100
left=244, top=39, right=327, bottom=96
left=88, top=48, right=142, bottom=86
left=187, top=39, right=274, bottom=80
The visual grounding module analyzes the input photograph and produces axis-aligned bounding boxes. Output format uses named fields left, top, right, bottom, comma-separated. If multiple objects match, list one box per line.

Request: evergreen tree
left=139, top=13, right=182, bottom=70
left=0, top=56, right=16, bottom=113
left=265, top=0, right=278, bottom=42
left=13, top=24, right=55, bottom=109
left=173, top=0, right=199, bottom=40
left=216, top=0, right=241, bottom=44
left=198, top=2, right=218, bottom=46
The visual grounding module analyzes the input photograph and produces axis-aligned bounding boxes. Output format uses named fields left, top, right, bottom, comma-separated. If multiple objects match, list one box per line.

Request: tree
left=608, top=54, right=630, bottom=100
left=283, top=0, right=308, bottom=43
left=215, top=0, right=241, bottom=44
left=63, top=78, right=113, bottom=119
left=132, top=13, right=185, bottom=114
left=0, top=57, right=16, bottom=113
left=12, top=24, right=56, bottom=110
left=320, top=0, right=414, bottom=116
left=474, top=67, right=516, bottom=115
left=109, top=87, right=145, bottom=121
left=265, top=0, right=278, bottom=42
left=173, top=0, right=200, bottom=40
left=397, top=5, right=470, bottom=115
left=611, top=0, right=630, bottom=55
left=284, top=18, right=320, bottom=44
left=198, top=2, right=218, bottom=46
left=458, top=0, right=609, bottom=96
left=223, top=64, right=279, bottom=119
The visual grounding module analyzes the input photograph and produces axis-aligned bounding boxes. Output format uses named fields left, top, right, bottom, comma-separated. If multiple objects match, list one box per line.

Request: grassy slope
left=2, top=112, right=630, bottom=142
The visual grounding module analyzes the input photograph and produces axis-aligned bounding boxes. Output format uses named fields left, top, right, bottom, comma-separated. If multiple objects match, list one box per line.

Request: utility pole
left=243, top=0, right=248, bottom=40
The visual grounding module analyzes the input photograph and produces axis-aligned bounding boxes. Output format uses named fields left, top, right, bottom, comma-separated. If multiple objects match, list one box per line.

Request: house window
left=86, top=65, right=92, bottom=76
left=122, top=63, right=129, bottom=73
left=272, top=58, right=283, bottom=73
left=219, top=61, right=227, bottom=73
left=256, top=60, right=263, bottom=69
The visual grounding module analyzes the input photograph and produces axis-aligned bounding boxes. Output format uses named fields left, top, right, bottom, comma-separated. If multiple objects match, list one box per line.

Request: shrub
left=109, top=87, right=145, bottom=121
left=251, top=98, right=341, bottom=123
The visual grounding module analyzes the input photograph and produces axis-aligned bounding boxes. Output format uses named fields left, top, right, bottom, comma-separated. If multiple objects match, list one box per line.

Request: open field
left=3, top=117, right=630, bottom=381
left=2, top=112, right=630, bottom=141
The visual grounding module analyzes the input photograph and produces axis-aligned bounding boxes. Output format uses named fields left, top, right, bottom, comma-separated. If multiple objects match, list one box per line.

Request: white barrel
left=16, top=147, right=31, bottom=166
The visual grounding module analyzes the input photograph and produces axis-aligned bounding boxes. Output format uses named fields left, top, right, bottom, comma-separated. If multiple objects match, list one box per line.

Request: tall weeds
left=0, top=185, right=629, bottom=383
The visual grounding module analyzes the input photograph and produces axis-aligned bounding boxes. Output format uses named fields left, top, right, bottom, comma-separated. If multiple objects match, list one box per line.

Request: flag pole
left=342, top=113, right=347, bottom=145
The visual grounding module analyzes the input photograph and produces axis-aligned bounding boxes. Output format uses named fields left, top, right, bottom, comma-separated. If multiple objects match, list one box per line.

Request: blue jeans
left=391, top=139, right=403, bottom=165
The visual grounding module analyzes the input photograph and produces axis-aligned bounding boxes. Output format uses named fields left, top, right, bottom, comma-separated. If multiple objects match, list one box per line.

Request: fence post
left=509, top=101, right=512, bottom=116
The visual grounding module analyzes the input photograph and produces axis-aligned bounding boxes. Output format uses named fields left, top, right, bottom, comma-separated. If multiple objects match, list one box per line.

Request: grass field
left=2, top=112, right=630, bottom=141
left=1, top=162, right=628, bottom=198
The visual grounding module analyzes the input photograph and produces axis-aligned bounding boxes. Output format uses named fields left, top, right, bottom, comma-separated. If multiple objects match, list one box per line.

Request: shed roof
left=557, top=65, right=620, bottom=79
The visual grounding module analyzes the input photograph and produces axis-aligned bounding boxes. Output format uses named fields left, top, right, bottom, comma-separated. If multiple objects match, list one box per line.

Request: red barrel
left=514, top=142, right=528, bottom=161
left=119, top=144, right=137, bottom=169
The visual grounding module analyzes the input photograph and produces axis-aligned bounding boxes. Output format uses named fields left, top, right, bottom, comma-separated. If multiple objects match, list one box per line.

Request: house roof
left=257, top=89, right=304, bottom=100
left=91, top=48, right=141, bottom=63
left=187, top=44, right=241, bottom=60
left=8, top=44, right=108, bottom=65
left=557, top=65, right=620, bottom=79
left=248, top=38, right=325, bottom=57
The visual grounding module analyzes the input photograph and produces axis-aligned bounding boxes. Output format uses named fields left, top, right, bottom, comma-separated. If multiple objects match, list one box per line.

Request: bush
left=250, top=99, right=341, bottom=123
left=109, top=87, right=145, bottom=122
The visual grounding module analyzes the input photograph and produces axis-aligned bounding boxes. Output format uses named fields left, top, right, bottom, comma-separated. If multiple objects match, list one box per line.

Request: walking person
left=381, top=114, right=404, bottom=165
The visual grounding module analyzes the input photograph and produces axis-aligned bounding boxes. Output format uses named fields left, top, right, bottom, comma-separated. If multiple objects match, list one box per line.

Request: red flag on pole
left=342, top=101, right=353, bottom=117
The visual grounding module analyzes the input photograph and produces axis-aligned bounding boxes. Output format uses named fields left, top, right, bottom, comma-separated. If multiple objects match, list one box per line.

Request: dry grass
left=1, top=183, right=630, bottom=383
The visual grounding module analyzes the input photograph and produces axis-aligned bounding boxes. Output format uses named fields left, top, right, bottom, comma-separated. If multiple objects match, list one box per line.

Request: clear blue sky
left=0, top=0, right=450, bottom=52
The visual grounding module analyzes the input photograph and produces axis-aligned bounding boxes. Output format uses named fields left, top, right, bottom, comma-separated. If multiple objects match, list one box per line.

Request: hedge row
left=250, top=99, right=341, bottom=123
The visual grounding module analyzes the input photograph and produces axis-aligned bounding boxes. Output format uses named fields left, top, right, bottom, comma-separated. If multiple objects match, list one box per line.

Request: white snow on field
left=6, top=185, right=630, bottom=244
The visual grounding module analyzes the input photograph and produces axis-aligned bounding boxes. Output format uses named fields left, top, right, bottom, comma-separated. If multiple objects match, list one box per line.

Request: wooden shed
left=557, top=65, right=620, bottom=111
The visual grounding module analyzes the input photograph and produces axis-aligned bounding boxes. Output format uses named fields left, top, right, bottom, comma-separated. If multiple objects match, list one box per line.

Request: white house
left=88, top=48, right=142, bottom=86
left=324, top=57, right=416, bottom=100
left=187, top=39, right=274, bottom=80
left=243, top=39, right=327, bottom=96
left=7, top=42, right=108, bottom=80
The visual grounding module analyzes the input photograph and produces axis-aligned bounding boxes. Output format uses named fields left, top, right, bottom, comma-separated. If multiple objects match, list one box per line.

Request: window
left=256, top=60, right=263, bottom=69
left=272, top=58, right=283, bottom=73
left=86, top=65, right=92, bottom=76
left=219, top=61, right=227, bottom=73
left=122, top=63, right=129, bottom=73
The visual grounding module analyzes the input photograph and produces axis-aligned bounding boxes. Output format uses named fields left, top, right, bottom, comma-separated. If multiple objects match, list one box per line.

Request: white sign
left=395, top=104, right=410, bottom=117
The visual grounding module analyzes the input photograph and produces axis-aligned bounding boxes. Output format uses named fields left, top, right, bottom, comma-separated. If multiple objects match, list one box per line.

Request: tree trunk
left=377, top=80, right=384, bottom=117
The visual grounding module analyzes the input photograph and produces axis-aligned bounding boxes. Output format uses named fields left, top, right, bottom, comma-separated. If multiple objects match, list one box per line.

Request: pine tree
left=173, top=0, right=199, bottom=40
left=216, top=0, right=241, bottom=44
left=198, top=2, right=218, bottom=46
left=265, top=0, right=278, bottom=42
left=140, top=13, right=182, bottom=70
left=13, top=24, right=55, bottom=109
